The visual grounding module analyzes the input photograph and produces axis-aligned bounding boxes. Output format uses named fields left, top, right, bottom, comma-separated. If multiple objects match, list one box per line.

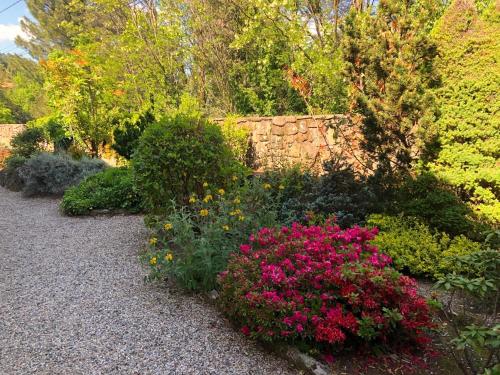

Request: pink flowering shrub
left=218, top=222, right=435, bottom=352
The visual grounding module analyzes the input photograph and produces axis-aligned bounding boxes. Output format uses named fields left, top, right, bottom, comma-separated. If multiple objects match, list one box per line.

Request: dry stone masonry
left=213, top=115, right=366, bottom=173
left=0, top=124, right=25, bottom=164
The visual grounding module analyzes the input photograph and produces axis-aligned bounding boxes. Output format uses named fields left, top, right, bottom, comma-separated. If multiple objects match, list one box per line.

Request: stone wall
left=213, top=115, right=366, bottom=173
left=0, top=124, right=25, bottom=165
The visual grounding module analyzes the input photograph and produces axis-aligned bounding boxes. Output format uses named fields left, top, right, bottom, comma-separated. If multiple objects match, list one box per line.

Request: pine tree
left=342, top=0, right=440, bottom=176
left=16, top=0, right=86, bottom=59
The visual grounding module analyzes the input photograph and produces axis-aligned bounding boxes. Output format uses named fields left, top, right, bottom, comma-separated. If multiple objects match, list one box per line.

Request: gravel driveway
left=0, top=187, right=296, bottom=375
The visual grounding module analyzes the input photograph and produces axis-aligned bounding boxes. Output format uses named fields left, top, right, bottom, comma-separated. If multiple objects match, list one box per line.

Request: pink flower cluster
left=218, top=223, right=434, bottom=351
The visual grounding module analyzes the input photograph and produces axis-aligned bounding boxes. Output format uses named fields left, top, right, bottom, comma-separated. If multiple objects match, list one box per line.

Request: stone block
left=285, top=123, right=299, bottom=136
left=298, top=120, right=308, bottom=133
left=271, top=125, right=285, bottom=136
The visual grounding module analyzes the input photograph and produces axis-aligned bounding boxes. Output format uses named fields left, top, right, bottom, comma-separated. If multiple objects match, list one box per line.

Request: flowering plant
left=218, top=222, right=435, bottom=352
left=142, top=178, right=284, bottom=290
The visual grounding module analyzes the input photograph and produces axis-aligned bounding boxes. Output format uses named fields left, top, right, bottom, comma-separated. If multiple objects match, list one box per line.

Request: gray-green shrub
left=19, top=152, right=106, bottom=197
left=0, top=155, right=27, bottom=191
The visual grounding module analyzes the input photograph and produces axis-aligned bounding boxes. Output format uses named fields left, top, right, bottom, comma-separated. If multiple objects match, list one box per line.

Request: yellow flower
left=149, top=256, right=157, bottom=266
left=189, top=196, right=197, bottom=204
left=232, top=175, right=238, bottom=182
left=238, top=215, right=245, bottom=221
left=203, top=194, right=213, bottom=203
left=203, top=182, right=209, bottom=188
left=165, top=253, right=173, bottom=262
left=263, top=183, right=272, bottom=190
left=218, top=188, right=225, bottom=195
left=230, top=209, right=241, bottom=216
left=222, top=225, right=230, bottom=231
left=279, top=184, right=285, bottom=190
left=233, top=198, right=241, bottom=205
left=149, top=237, right=157, bottom=246
left=164, top=223, right=173, bottom=231
left=200, top=209, right=209, bottom=217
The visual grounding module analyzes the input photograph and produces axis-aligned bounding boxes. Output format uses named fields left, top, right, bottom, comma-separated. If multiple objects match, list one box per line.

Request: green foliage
left=19, top=152, right=106, bottom=197
left=43, top=49, right=123, bottom=157
left=396, top=172, right=473, bottom=236
left=10, top=127, right=47, bottom=158
left=60, top=167, right=142, bottom=215
left=0, top=54, right=48, bottom=122
left=0, top=107, right=15, bottom=123
left=0, top=155, right=27, bottom=191
left=430, top=0, right=500, bottom=225
left=218, top=116, right=251, bottom=165
left=342, top=0, right=440, bottom=175
left=142, top=178, right=279, bottom=291
left=112, top=109, right=155, bottom=160
left=132, top=114, right=244, bottom=213
left=434, top=248, right=499, bottom=375
left=367, top=214, right=482, bottom=279
left=28, top=115, right=72, bottom=152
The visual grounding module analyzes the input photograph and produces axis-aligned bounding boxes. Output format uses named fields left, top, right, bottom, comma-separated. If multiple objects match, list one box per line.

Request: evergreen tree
left=430, top=0, right=500, bottom=224
left=16, top=0, right=86, bottom=59
left=342, top=0, right=440, bottom=176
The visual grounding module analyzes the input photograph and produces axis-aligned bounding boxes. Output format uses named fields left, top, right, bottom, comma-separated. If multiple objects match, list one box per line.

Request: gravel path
left=0, top=187, right=296, bottom=375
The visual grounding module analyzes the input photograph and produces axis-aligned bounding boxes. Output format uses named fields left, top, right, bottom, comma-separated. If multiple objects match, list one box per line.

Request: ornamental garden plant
left=217, top=222, right=436, bottom=355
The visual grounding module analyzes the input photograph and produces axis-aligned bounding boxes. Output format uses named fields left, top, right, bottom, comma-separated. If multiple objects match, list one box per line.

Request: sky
left=0, top=0, right=32, bottom=57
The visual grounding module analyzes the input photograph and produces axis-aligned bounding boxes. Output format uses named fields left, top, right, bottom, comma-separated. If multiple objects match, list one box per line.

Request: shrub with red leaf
left=218, top=222, right=435, bottom=352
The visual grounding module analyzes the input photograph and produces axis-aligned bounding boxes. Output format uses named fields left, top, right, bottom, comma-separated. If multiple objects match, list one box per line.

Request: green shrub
left=10, top=127, right=47, bottom=158
left=142, top=178, right=280, bottom=291
left=19, top=152, right=107, bottom=197
left=0, top=155, right=27, bottom=191
left=367, top=214, right=482, bottom=279
left=112, top=109, right=154, bottom=160
left=60, top=167, right=142, bottom=215
left=218, top=116, right=251, bottom=165
left=261, top=162, right=379, bottom=228
left=132, top=114, right=245, bottom=213
left=396, top=173, right=473, bottom=236
left=434, top=248, right=500, bottom=375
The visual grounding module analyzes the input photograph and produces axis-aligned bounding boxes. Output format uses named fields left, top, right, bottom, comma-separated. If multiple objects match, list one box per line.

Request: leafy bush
left=218, top=223, right=435, bottom=352
left=112, top=109, right=154, bottom=160
left=434, top=247, right=499, bottom=375
left=10, top=127, right=47, bottom=158
left=142, top=178, right=280, bottom=291
left=218, top=116, right=251, bottom=165
left=0, top=155, right=27, bottom=191
left=60, top=167, right=142, bottom=215
left=29, top=115, right=72, bottom=152
left=132, top=114, right=245, bottom=213
left=396, top=173, right=473, bottom=236
left=19, top=152, right=106, bottom=197
left=367, top=214, right=482, bottom=279
left=262, top=162, right=379, bottom=227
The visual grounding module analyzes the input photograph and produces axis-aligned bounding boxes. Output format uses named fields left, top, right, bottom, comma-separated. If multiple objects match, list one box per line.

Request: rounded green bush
left=61, top=167, right=142, bottom=215
left=132, top=115, right=243, bottom=213
left=367, top=214, right=482, bottom=279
